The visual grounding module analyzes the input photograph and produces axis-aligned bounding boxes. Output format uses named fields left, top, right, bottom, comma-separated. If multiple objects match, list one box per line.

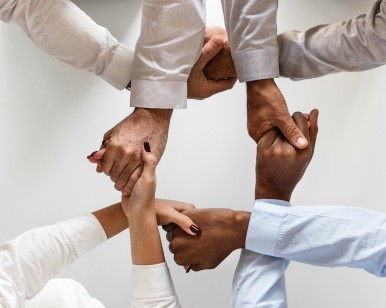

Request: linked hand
left=247, top=79, right=309, bottom=150
left=255, top=109, right=319, bottom=201
left=188, top=36, right=236, bottom=99
left=165, top=208, right=249, bottom=271
left=88, top=108, right=171, bottom=196
left=202, top=26, right=236, bottom=80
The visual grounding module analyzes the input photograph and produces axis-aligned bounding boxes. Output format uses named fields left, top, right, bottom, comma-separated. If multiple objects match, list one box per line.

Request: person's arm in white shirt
left=0, top=202, right=128, bottom=307
left=121, top=144, right=201, bottom=307
left=0, top=0, right=133, bottom=90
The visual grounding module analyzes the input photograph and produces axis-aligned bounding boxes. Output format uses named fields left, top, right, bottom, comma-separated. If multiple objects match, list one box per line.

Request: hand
left=188, top=37, right=236, bottom=99
left=247, top=79, right=309, bottom=149
left=255, top=109, right=319, bottom=201
left=88, top=108, right=172, bottom=196
left=202, top=26, right=237, bottom=80
left=166, top=208, right=250, bottom=271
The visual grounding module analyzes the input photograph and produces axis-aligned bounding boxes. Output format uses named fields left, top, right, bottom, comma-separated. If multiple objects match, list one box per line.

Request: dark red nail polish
left=186, top=265, right=192, bottom=273
left=102, top=140, right=108, bottom=145
left=90, top=151, right=98, bottom=158
left=87, top=155, right=91, bottom=159
left=190, top=225, right=202, bottom=235
left=144, top=142, right=151, bottom=152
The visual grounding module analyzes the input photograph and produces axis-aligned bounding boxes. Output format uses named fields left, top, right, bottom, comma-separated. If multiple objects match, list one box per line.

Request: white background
left=1, top=0, right=386, bottom=307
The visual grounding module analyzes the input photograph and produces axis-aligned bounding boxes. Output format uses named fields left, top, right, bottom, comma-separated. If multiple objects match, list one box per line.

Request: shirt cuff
left=100, top=43, right=134, bottom=90
left=130, top=80, right=187, bottom=109
left=131, top=263, right=176, bottom=299
left=233, top=49, right=280, bottom=82
left=57, top=213, right=107, bottom=258
left=245, top=199, right=290, bottom=255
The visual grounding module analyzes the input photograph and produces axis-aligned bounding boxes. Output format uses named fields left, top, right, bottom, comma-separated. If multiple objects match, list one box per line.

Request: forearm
left=0, top=214, right=106, bottom=304
left=232, top=249, right=288, bottom=308
left=128, top=206, right=165, bottom=265
left=247, top=200, right=386, bottom=277
left=131, top=0, right=205, bottom=109
left=278, top=0, right=386, bottom=80
left=92, top=203, right=128, bottom=239
left=0, top=0, right=132, bottom=89
left=221, top=0, right=279, bottom=82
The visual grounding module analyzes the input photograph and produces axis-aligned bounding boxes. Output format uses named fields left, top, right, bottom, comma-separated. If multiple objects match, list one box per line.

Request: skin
left=204, top=27, right=309, bottom=150
left=88, top=36, right=237, bottom=197
left=166, top=109, right=319, bottom=271
left=121, top=146, right=200, bottom=265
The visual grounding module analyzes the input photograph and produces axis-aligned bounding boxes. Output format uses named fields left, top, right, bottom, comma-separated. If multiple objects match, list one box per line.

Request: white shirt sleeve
left=0, top=0, right=133, bottom=90
left=131, top=263, right=181, bottom=308
left=220, top=0, right=279, bottom=82
left=0, top=213, right=107, bottom=307
left=247, top=200, right=386, bottom=277
left=232, top=249, right=288, bottom=308
left=130, top=0, right=206, bottom=109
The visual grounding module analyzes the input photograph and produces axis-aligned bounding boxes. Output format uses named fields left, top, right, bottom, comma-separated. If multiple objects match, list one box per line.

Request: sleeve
left=0, top=0, right=133, bottom=89
left=0, top=214, right=107, bottom=307
left=232, top=249, right=288, bottom=308
left=278, top=0, right=386, bottom=80
left=130, top=0, right=206, bottom=109
left=220, top=0, right=279, bottom=82
left=131, top=263, right=181, bottom=308
left=246, top=200, right=386, bottom=277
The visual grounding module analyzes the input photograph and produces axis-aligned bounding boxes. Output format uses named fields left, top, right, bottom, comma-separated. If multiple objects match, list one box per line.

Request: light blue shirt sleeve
left=232, top=249, right=289, bottom=308
left=246, top=200, right=386, bottom=277
left=232, top=200, right=290, bottom=308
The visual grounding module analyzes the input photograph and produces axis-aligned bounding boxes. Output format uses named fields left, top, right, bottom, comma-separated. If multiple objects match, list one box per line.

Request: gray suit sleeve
left=279, top=0, right=386, bottom=80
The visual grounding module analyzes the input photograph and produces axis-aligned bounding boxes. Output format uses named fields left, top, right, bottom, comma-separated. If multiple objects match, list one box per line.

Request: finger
left=166, top=230, right=172, bottom=242
left=140, top=142, right=158, bottom=181
left=207, top=78, right=237, bottom=96
left=115, top=161, right=142, bottom=192
left=308, top=109, right=319, bottom=150
left=167, top=210, right=201, bottom=236
left=257, top=127, right=280, bottom=149
left=194, top=38, right=224, bottom=71
left=100, top=145, right=116, bottom=176
left=276, top=116, right=309, bottom=149
left=121, top=166, right=143, bottom=197
left=291, top=112, right=310, bottom=142
left=162, top=223, right=177, bottom=233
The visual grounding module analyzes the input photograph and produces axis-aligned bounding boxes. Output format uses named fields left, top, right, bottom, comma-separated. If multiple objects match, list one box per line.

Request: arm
left=0, top=0, right=132, bottom=90
left=219, top=0, right=308, bottom=150
left=0, top=205, right=122, bottom=306
left=247, top=200, right=386, bottom=277
left=278, top=0, right=386, bottom=80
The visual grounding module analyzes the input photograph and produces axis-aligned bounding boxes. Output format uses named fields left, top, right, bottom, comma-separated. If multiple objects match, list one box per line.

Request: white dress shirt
left=232, top=199, right=386, bottom=307
left=0, top=0, right=205, bottom=108
left=0, top=213, right=180, bottom=307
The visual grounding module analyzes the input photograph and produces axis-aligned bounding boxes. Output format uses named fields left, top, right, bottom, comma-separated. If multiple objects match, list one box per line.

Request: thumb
left=194, top=37, right=224, bottom=70
left=140, top=142, right=158, bottom=181
left=276, top=116, right=309, bottom=150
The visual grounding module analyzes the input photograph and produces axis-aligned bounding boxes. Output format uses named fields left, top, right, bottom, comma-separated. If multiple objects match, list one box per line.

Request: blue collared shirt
left=232, top=200, right=386, bottom=307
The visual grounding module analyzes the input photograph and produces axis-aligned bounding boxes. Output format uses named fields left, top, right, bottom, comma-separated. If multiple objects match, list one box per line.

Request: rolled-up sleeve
left=130, top=0, right=205, bottom=109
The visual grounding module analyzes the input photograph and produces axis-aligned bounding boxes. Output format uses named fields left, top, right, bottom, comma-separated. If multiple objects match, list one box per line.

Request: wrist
left=247, top=78, right=276, bottom=92
left=134, top=108, right=173, bottom=122
left=255, top=183, right=291, bottom=202
left=232, top=211, right=250, bottom=249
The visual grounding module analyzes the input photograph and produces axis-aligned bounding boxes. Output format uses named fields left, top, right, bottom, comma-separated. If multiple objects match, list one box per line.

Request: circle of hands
left=88, top=26, right=319, bottom=272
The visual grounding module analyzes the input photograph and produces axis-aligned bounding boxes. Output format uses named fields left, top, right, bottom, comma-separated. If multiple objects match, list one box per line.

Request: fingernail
left=190, top=225, right=202, bottom=235
left=296, top=137, right=308, bottom=147
left=102, top=140, right=108, bottom=145
left=212, top=37, right=223, bottom=47
left=186, top=264, right=192, bottom=273
left=87, top=151, right=98, bottom=159
left=144, top=141, right=151, bottom=152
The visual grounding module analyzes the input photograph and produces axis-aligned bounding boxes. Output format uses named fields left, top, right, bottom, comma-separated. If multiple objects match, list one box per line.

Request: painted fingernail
left=297, top=137, right=308, bottom=147
left=186, top=264, right=193, bottom=273
left=87, top=151, right=98, bottom=159
left=190, top=225, right=202, bottom=235
left=144, top=141, right=151, bottom=152
left=102, top=140, right=108, bottom=145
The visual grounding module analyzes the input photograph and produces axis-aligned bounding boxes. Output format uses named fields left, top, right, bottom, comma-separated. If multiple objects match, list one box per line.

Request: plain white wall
left=1, top=0, right=386, bottom=307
